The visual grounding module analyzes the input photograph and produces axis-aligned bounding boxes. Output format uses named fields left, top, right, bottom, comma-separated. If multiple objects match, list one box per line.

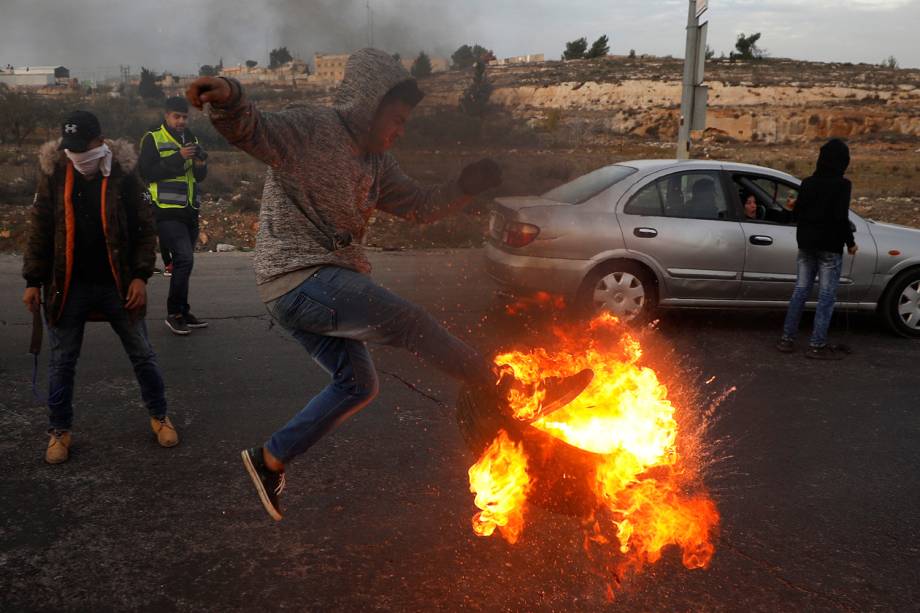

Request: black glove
left=458, top=158, right=502, bottom=196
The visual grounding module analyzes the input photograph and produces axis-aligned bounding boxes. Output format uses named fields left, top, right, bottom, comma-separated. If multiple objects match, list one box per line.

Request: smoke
left=0, top=0, right=482, bottom=80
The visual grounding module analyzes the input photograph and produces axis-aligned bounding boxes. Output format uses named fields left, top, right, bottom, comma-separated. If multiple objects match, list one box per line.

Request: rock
left=216, top=243, right=237, bottom=252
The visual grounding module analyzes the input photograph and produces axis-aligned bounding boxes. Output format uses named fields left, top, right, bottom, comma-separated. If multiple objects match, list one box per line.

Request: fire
left=468, top=429, right=531, bottom=544
left=504, top=291, right=566, bottom=316
left=467, top=313, right=720, bottom=589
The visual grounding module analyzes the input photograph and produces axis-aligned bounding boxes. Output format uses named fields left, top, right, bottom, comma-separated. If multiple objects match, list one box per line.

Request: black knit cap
left=165, top=96, right=189, bottom=113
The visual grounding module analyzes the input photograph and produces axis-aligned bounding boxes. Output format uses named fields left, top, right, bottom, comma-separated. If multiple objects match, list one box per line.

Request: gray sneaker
left=491, top=368, right=595, bottom=423
left=184, top=312, right=209, bottom=328
left=165, top=314, right=190, bottom=336
left=805, top=345, right=845, bottom=360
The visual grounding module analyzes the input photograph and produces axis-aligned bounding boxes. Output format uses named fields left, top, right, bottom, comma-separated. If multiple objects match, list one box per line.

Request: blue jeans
left=265, top=266, right=493, bottom=463
left=47, top=280, right=167, bottom=430
left=157, top=219, right=197, bottom=316
left=781, top=249, right=843, bottom=348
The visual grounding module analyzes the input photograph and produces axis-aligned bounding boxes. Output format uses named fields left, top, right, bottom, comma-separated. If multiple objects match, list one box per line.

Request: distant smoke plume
left=0, top=0, right=478, bottom=79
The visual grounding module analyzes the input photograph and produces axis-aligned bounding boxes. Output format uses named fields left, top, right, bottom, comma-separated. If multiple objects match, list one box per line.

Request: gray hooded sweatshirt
left=208, top=48, right=469, bottom=302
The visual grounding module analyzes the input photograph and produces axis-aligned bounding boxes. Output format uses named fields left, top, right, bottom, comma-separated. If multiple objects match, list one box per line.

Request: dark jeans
left=265, top=266, right=493, bottom=463
left=782, top=249, right=844, bottom=347
left=47, top=280, right=167, bottom=431
left=157, top=218, right=197, bottom=315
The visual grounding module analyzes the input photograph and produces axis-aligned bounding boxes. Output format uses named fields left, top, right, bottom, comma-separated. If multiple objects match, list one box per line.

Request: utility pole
left=119, top=64, right=130, bottom=86
left=366, top=1, right=374, bottom=47
left=676, top=0, right=709, bottom=159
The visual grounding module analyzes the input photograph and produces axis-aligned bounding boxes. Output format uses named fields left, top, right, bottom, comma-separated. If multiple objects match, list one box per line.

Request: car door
left=618, top=169, right=746, bottom=301
left=733, top=174, right=802, bottom=301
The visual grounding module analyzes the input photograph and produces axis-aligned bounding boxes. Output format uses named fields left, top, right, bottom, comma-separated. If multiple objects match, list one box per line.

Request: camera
left=185, top=143, right=208, bottom=161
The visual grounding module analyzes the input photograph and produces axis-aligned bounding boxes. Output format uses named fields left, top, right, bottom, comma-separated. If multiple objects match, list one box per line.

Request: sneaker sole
left=186, top=322, right=209, bottom=328
left=530, top=369, right=595, bottom=422
left=240, top=450, right=283, bottom=521
left=164, top=320, right=191, bottom=336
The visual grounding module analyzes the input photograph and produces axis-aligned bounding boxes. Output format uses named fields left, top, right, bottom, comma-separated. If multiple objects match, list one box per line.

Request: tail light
left=502, top=222, right=541, bottom=248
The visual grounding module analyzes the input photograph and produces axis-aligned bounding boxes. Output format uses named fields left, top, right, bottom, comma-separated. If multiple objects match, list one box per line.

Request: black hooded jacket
left=794, top=139, right=855, bottom=254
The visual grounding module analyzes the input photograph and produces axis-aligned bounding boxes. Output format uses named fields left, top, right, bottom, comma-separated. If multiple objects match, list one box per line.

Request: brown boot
left=45, top=430, right=72, bottom=464
left=150, top=416, right=179, bottom=447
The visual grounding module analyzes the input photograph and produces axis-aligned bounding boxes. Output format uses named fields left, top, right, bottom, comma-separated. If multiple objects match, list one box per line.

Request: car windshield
left=542, top=165, right=637, bottom=204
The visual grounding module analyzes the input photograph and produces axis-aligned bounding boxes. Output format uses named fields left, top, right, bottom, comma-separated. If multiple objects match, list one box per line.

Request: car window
left=542, top=165, right=637, bottom=204
left=732, top=174, right=798, bottom=225
left=623, top=179, right=665, bottom=215
left=624, top=170, right=729, bottom=220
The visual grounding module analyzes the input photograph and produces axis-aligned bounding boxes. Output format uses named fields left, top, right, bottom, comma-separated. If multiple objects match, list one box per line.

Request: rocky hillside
left=419, top=56, right=920, bottom=144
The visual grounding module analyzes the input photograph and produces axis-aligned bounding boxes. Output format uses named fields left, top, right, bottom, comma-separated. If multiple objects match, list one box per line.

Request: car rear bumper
left=485, top=243, right=588, bottom=297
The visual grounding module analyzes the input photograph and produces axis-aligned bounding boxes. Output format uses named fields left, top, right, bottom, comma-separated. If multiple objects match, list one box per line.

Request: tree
left=0, top=86, right=45, bottom=146
left=245, top=59, right=258, bottom=68
left=705, top=45, right=716, bottom=60
left=392, top=52, right=401, bottom=62
left=138, top=67, right=164, bottom=100
left=411, top=52, right=432, bottom=79
left=585, top=34, right=610, bottom=59
left=199, top=64, right=218, bottom=77
left=628, top=49, right=636, bottom=59
left=460, top=60, right=492, bottom=117
left=451, top=44, right=494, bottom=70
left=733, top=32, right=763, bottom=60
left=563, top=37, right=588, bottom=60
left=882, top=55, right=899, bottom=69
left=269, top=46, right=293, bottom=69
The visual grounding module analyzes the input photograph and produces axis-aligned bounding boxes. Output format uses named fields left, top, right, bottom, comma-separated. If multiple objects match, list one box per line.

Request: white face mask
left=65, top=144, right=112, bottom=177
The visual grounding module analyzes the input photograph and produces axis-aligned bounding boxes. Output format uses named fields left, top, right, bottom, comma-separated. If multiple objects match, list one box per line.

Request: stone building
left=314, top=53, right=350, bottom=84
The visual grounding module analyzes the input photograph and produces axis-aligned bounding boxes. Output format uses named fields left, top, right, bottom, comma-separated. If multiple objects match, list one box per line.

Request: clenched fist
left=23, top=286, right=41, bottom=313
left=185, top=77, right=232, bottom=110
left=458, top=158, right=503, bottom=196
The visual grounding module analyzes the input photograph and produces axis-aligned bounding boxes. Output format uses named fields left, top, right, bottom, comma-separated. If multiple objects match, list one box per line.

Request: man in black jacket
left=777, top=138, right=858, bottom=359
left=22, top=111, right=177, bottom=463
left=139, top=96, right=209, bottom=335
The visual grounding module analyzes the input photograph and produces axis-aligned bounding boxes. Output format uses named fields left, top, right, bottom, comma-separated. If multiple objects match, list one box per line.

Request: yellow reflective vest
left=143, top=125, right=199, bottom=209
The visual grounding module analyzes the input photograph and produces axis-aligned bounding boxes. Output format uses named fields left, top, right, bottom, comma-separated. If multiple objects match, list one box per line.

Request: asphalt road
left=1, top=250, right=918, bottom=612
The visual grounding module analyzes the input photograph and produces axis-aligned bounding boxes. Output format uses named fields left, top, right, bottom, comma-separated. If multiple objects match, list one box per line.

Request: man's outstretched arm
left=376, top=156, right=501, bottom=223
left=186, top=76, right=313, bottom=170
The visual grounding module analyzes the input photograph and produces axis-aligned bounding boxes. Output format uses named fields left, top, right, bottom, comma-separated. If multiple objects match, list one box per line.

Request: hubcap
left=593, top=271, right=645, bottom=320
left=896, top=280, right=920, bottom=330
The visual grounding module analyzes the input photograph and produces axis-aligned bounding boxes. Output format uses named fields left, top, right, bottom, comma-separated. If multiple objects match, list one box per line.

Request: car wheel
left=882, top=269, right=920, bottom=338
left=577, top=261, right=657, bottom=323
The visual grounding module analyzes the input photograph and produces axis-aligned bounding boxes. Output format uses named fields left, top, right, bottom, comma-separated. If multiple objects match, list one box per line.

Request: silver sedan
left=486, top=159, right=920, bottom=338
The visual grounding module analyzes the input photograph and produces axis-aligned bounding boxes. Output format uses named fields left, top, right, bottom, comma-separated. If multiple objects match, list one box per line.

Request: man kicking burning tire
left=186, top=48, right=592, bottom=521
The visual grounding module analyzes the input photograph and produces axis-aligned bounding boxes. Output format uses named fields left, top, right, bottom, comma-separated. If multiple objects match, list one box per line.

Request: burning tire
left=456, top=385, right=600, bottom=518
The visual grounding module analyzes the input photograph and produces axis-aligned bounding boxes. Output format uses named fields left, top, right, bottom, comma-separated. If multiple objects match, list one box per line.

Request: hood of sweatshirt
left=814, top=138, right=850, bottom=177
left=332, top=48, right=417, bottom=149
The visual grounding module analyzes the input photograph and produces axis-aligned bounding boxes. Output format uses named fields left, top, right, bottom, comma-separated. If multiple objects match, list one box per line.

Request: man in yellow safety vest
left=139, top=96, right=209, bottom=335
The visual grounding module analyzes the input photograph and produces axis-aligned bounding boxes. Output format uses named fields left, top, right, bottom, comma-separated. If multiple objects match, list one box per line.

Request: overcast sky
left=1, top=0, right=917, bottom=80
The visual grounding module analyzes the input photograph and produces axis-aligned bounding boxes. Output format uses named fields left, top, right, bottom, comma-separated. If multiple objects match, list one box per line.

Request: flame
left=468, top=429, right=531, bottom=544
left=505, top=291, right=567, bottom=316
left=468, top=313, right=720, bottom=588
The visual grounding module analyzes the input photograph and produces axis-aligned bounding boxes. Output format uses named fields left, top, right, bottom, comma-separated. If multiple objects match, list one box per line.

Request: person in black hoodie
left=777, top=138, right=858, bottom=359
